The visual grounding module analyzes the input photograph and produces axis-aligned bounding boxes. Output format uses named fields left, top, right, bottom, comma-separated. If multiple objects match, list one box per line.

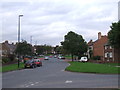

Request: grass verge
left=0, top=63, right=24, bottom=72
left=65, top=55, right=72, bottom=59
left=65, top=62, right=120, bottom=74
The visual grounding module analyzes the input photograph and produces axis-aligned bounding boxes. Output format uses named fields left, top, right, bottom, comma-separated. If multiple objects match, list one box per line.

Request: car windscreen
left=26, top=60, right=33, bottom=63
left=34, top=59, right=40, bottom=62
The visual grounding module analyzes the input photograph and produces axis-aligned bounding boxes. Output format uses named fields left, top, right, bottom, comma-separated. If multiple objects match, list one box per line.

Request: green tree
left=44, top=45, right=53, bottom=54
left=35, top=45, right=45, bottom=55
left=54, top=45, right=62, bottom=54
left=61, top=31, right=87, bottom=61
left=15, top=40, right=32, bottom=56
left=108, top=21, right=120, bottom=48
left=35, top=45, right=53, bottom=55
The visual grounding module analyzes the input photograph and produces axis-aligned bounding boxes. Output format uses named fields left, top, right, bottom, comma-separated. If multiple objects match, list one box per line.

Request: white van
left=79, top=57, right=88, bottom=62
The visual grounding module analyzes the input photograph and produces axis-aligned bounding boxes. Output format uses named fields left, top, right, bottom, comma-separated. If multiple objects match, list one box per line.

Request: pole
left=18, top=15, right=23, bottom=68
left=30, top=36, right=32, bottom=45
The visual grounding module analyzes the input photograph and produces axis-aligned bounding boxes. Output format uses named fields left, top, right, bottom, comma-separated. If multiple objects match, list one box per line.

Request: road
left=2, top=57, right=119, bottom=88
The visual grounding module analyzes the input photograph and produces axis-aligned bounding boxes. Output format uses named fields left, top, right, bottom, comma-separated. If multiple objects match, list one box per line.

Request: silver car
left=44, top=56, right=49, bottom=60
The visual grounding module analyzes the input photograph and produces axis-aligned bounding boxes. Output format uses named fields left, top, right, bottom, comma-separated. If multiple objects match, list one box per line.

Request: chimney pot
left=98, top=32, right=101, bottom=39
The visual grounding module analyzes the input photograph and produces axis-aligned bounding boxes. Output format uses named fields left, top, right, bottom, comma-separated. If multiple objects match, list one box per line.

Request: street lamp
left=18, top=15, right=23, bottom=43
left=18, top=14, right=23, bottom=68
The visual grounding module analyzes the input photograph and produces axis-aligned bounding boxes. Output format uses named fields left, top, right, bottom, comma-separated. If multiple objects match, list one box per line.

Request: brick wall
left=93, top=36, right=108, bottom=60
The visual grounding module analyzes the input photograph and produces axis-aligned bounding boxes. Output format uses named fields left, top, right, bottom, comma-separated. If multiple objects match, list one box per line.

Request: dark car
left=34, top=56, right=38, bottom=59
left=61, top=56, right=65, bottom=59
left=34, top=59, right=42, bottom=67
left=24, top=60, right=37, bottom=68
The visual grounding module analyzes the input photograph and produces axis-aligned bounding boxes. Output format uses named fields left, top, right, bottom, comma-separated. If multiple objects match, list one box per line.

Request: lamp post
left=18, top=15, right=23, bottom=68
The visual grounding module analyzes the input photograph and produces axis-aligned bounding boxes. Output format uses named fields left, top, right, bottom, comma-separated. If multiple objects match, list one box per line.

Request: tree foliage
left=15, top=40, right=32, bottom=56
left=35, top=44, right=53, bottom=55
left=108, top=21, right=120, bottom=48
left=61, top=31, right=88, bottom=61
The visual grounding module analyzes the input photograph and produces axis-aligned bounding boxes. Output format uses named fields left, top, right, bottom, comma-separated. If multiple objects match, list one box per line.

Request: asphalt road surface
left=2, top=57, right=119, bottom=88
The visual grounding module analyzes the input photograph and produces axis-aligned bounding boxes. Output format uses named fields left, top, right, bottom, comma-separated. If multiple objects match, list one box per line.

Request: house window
left=105, top=46, right=108, bottom=50
left=110, top=46, right=112, bottom=49
left=109, top=52, right=113, bottom=58
left=89, top=47, right=91, bottom=50
left=105, top=53, right=108, bottom=58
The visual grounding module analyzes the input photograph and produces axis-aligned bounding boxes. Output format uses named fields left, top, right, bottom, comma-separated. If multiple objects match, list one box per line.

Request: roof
left=2, top=41, right=16, bottom=51
left=93, top=35, right=108, bottom=44
left=88, top=40, right=94, bottom=46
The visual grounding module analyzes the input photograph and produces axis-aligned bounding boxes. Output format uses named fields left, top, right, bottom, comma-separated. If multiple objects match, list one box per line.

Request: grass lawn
left=104, top=63, right=120, bottom=66
left=65, top=62, right=120, bottom=74
left=65, top=55, right=72, bottom=59
left=0, top=63, right=24, bottom=72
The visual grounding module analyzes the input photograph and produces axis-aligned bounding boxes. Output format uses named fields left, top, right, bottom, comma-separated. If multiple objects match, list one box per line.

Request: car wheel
left=32, top=65, right=34, bottom=68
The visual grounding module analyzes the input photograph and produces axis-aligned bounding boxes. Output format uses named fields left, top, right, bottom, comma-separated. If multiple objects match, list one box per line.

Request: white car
left=58, top=56, right=62, bottom=59
left=54, top=55, right=57, bottom=58
left=79, top=57, right=88, bottom=62
left=44, top=56, right=49, bottom=60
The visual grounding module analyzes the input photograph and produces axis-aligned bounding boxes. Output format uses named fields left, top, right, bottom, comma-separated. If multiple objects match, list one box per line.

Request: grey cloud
left=1, top=2, right=29, bottom=12
left=1, top=0, right=118, bottom=46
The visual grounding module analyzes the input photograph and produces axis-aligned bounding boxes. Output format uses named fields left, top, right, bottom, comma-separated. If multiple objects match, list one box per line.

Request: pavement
left=2, top=57, right=119, bottom=88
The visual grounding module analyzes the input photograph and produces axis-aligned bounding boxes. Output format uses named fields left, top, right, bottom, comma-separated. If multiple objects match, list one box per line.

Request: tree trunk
left=71, top=54, right=74, bottom=62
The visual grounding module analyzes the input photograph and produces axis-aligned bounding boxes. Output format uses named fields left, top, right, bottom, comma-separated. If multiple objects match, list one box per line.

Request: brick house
left=87, top=40, right=94, bottom=59
left=104, top=42, right=120, bottom=63
left=87, top=32, right=120, bottom=63
left=93, top=32, right=108, bottom=60
left=103, top=42, right=113, bottom=62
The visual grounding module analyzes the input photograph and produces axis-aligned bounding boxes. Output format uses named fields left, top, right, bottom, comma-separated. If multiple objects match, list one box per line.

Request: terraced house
left=87, top=32, right=120, bottom=63
left=1, top=40, right=16, bottom=57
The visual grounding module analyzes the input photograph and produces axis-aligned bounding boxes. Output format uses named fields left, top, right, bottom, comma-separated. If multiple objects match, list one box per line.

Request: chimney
left=98, top=32, right=101, bottom=39
left=12, top=43, right=14, bottom=45
left=5, top=40, right=8, bottom=43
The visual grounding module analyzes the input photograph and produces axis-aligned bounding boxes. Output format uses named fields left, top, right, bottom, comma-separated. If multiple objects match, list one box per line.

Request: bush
left=2, top=57, right=10, bottom=63
left=8, top=54, right=15, bottom=61
left=92, top=56, right=101, bottom=60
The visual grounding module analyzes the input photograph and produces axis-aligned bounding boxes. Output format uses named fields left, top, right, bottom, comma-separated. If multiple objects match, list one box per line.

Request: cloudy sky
left=1, top=0, right=119, bottom=46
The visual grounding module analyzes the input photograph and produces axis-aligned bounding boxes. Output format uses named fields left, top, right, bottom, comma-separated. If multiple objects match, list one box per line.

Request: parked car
left=44, top=56, right=49, bottom=60
left=61, top=56, right=65, bottom=59
left=24, top=60, right=37, bottom=68
left=39, top=55, right=44, bottom=57
left=58, top=56, right=65, bottom=59
left=54, top=55, right=57, bottom=58
left=34, top=59, right=42, bottom=67
left=49, top=55, right=53, bottom=58
left=34, top=56, right=38, bottom=59
left=58, top=56, right=62, bottom=59
left=79, top=57, right=88, bottom=62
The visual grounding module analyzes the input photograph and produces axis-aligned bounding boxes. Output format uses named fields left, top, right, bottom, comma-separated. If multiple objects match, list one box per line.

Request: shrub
left=92, top=56, right=101, bottom=60
left=8, top=54, right=15, bottom=61
left=2, top=57, right=10, bottom=63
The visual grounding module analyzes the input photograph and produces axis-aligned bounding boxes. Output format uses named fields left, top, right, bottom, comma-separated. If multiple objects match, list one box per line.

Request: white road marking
left=25, top=85, right=29, bottom=87
left=65, top=80, right=72, bottom=83
left=61, top=70, right=64, bottom=71
left=20, top=81, right=40, bottom=88
left=30, top=84, right=34, bottom=86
